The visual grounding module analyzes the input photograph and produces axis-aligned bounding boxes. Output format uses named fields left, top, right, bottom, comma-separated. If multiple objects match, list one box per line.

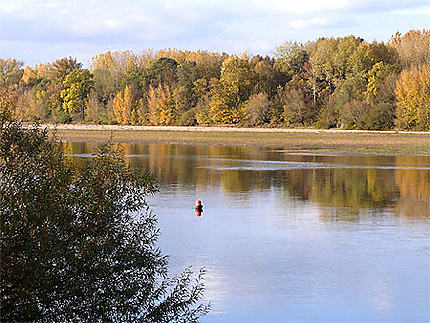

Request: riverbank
left=41, top=124, right=430, bottom=156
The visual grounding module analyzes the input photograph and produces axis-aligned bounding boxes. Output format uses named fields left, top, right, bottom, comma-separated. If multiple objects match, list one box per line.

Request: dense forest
left=1, top=29, right=429, bottom=130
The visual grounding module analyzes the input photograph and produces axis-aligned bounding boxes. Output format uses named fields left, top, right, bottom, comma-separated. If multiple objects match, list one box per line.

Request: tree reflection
left=394, top=156, right=430, bottom=218
left=63, top=142, right=429, bottom=219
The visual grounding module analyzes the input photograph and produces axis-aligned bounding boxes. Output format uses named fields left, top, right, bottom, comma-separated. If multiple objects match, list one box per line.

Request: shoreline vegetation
left=2, top=29, right=429, bottom=133
left=1, top=119, right=209, bottom=321
left=42, top=124, right=430, bottom=156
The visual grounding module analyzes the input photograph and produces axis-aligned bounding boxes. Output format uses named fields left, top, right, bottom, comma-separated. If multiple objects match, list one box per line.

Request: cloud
left=289, top=18, right=329, bottom=29
left=1, top=0, right=429, bottom=65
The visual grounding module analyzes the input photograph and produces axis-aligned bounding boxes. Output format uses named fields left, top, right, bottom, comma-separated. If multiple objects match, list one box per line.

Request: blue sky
left=1, top=0, right=429, bottom=66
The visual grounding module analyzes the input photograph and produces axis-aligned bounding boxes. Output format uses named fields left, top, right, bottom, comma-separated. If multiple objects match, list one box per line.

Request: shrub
left=0, top=119, right=209, bottom=322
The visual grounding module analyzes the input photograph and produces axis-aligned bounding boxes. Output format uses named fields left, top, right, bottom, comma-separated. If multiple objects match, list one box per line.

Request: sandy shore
left=34, top=124, right=430, bottom=135
left=26, top=123, right=429, bottom=155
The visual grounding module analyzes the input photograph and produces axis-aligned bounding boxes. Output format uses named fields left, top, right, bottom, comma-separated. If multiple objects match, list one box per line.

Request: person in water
left=195, top=200, right=203, bottom=216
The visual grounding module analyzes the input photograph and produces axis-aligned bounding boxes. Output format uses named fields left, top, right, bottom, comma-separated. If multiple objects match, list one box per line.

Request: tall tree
left=283, top=75, right=316, bottom=126
left=60, top=69, right=94, bottom=119
left=252, top=55, right=286, bottom=98
left=351, top=41, right=399, bottom=78
left=147, top=84, right=176, bottom=125
left=50, top=57, right=82, bottom=83
left=0, top=59, right=24, bottom=88
left=390, top=29, right=430, bottom=68
left=148, top=58, right=178, bottom=88
left=244, top=92, right=272, bottom=126
left=209, top=55, right=254, bottom=124
left=112, top=85, right=137, bottom=125
left=274, top=41, right=309, bottom=80
left=395, top=64, right=430, bottom=130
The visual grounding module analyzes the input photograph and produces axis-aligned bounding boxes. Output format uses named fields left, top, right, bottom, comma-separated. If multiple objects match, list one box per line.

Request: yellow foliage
left=395, top=65, right=430, bottom=130
left=147, top=84, right=175, bottom=125
left=21, top=66, right=37, bottom=84
left=113, top=85, right=137, bottom=125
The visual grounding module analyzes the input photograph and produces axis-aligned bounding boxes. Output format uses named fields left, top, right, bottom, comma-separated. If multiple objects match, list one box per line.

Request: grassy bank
left=49, top=126, right=430, bottom=155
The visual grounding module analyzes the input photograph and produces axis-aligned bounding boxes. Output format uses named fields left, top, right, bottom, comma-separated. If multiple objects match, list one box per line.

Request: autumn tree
left=283, top=75, right=316, bottom=126
left=251, top=55, right=286, bottom=98
left=0, top=86, right=18, bottom=118
left=0, top=59, right=24, bottom=88
left=60, top=69, right=94, bottom=119
left=244, top=92, right=272, bottom=126
left=209, top=55, right=254, bottom=124
left=395, top=64, right=430, bottom=130
left=148, top=58, right=178, bottom=88
left=147, top=84, right=176, bottom=125
left=309, top=36, right=362, bottom=89
left=112, top=85, right=138, bottom=125
left=357, top=62, right=398, bottom=129
left=3, top=30, right=428, bottom=130
left=390, top=29, right=430, bottom=68
left=50, top=57, right=82, bottom=81
left=274, top=41, right=309, bottom=80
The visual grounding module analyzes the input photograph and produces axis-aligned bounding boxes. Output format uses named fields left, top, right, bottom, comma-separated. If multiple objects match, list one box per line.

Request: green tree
left=252, top=55, right=286, bottom=98
left=365, top=62, right=396, bottom=105
left=340, top=100, right=370, bottom=129
left=90, top=51, right=124, bottom=105
left=41, top=57, right=82, bottom=123
left=219, top=55, right=255, bottom=108
left=85, top=90, right=111, bottom=124
left=174, top=85, right=195, bottom=124
left=351, top=41, right=399, bottom=78
left=148, top=58, right=178, bottom=88
left=361, top=62, right=398, bottom=129
left=186, top=51, right=225, bottom=82
left=177, top=61, right=200, bottom=89
left=0, top=119, right=209, bottom=322
left=274, top=41, right=309, bottom=79
left=192, top=78, right=211, bottom=125
left=309, top=36, right=362, bottom=89
left=323, top=76, right=366, bottom=128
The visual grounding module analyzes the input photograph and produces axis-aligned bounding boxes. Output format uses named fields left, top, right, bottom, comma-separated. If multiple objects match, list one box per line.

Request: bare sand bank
left=35, top=123, right=430, bottom=155
left=35, top=123, right=430, bottom=135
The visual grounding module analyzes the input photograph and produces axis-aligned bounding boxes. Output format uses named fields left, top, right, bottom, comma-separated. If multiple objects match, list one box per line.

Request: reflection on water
left=64, top=142, right=430, bottom=322
left=64, top=142, right=430, bottom=219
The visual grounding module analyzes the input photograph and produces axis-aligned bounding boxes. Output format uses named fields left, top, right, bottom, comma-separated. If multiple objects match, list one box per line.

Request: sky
left=1, top=0, right=429, bottom=66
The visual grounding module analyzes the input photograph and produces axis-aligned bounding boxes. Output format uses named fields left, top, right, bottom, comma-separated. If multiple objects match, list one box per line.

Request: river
left=64, top=142, right=430, bottom=322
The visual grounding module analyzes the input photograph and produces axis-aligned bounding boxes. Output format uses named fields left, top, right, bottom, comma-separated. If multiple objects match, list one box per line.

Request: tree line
left=1, top=29, right=429, bottom=130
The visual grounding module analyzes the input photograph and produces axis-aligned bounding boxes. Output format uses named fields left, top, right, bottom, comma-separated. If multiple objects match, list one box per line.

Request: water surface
left=65, top=142, right=430, bottom=322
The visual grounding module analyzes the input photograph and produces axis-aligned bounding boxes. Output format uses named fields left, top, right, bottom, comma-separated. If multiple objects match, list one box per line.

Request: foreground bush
left=0, top=117, right=209, bottom=322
